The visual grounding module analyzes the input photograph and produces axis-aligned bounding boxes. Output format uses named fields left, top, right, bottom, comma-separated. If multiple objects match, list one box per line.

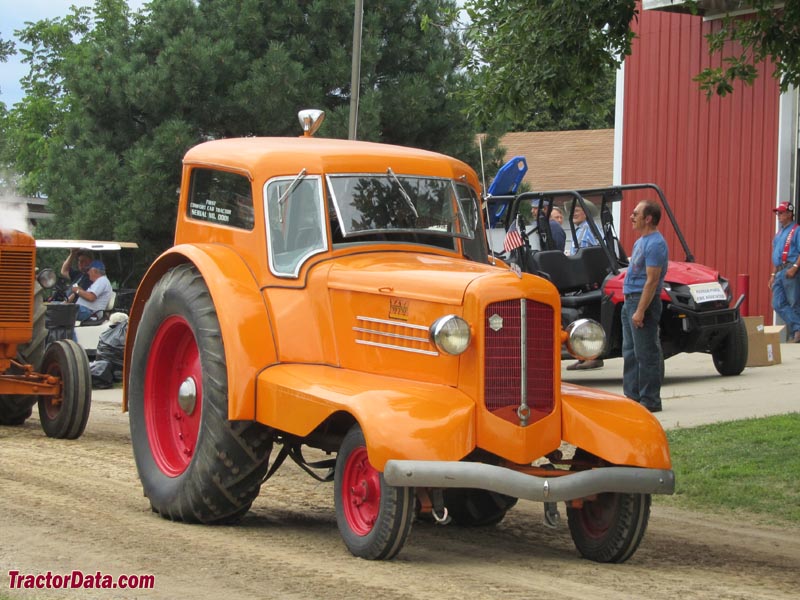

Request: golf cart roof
left=35, top=239, right=139, bottom=251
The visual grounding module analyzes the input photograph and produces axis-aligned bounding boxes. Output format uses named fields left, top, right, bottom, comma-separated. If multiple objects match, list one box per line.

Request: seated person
left=72, top=260, right=112, bottom=322
left=569, top=204, right=599, bottom=255
left=61, top=249, right=94, bottom=301
left=528, top=200, right=566, bottom=252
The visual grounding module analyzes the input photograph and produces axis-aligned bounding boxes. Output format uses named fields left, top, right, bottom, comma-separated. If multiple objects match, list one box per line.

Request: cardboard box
left=745, top=317, right=784, bottom=367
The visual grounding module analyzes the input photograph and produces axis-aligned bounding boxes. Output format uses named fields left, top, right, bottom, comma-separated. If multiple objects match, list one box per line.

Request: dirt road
left=2, top=394, right=799, bottom=600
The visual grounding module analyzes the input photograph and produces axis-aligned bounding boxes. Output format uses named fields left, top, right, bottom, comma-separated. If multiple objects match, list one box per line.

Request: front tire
left=37, top=340, right=91, bottom=439
left=712, top=317, right=748, bottom=376
left=567, top=492, right=651, bottom=563
left=128, top=264, right=273, bottom=524
left=334, top=424, right=414, bottom=560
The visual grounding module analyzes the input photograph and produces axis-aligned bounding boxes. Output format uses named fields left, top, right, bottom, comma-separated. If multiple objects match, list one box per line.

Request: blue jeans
left=75, top=305, right=93, bottom=321
left=621, top=294, right=664, bottom=409
left=772, top=270, right=800, bottom=336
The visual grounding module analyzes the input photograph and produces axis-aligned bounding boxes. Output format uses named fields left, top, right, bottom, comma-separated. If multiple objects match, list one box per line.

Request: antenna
left=479, top=135, right=495, bottom=265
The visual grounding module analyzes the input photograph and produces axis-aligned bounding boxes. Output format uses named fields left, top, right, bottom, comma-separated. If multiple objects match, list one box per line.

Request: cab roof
left=183, top=137, right=479, bottom=185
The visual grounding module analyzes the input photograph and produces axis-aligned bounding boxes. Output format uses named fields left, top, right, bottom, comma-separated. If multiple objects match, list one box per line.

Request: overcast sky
left=0, top=0, right=147, bottom=107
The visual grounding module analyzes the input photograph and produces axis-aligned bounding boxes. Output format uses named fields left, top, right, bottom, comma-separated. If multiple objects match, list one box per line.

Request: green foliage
left=462, top=0, right=636, bottom=131
left=661, top=414, right=800, bottom=524
left=691, top=0, right=800, bottom=97
left=2, top=0, right=494, bottom=274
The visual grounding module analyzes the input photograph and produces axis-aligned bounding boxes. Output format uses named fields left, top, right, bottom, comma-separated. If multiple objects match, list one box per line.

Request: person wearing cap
left=73, top=260, right=112, bottom=322
left=770, top=202, right=800, bottom=343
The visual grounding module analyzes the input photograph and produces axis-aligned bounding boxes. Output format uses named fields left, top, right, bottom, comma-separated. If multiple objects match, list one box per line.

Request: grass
left=656, top=413, right=800, bottom=525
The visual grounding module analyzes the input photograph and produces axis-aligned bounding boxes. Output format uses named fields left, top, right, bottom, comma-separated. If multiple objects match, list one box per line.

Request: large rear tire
left=128, top=264, right=273, bottom=524
left=0, top=283, right=48, bottom=426
left=37, top=340, right=91, bottom=439
left=334, top=424, right=414, bottom=560
left=712, top=316, right=748, bottom=376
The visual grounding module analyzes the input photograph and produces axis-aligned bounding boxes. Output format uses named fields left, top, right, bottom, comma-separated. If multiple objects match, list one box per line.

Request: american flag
left=503, top=217, right=524, bottom=253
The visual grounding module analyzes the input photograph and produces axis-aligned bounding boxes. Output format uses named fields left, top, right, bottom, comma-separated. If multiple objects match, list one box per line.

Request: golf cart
left=486, top=183, right=748, bottom=376
left=35, top=239, right=138, bottom=359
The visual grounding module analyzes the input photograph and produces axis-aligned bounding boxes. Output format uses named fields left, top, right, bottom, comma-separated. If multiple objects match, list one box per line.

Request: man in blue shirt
left=769, top=202, right=800, bottom=343
left=569, top=204, right=599, bottom=255
left=622, top=200, right=669, bottom=413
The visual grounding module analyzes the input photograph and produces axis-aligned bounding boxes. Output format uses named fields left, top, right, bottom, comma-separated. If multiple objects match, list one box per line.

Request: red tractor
left=487, top=183, right=747, bottom=376
left=0, top=229, right=91, bottom=438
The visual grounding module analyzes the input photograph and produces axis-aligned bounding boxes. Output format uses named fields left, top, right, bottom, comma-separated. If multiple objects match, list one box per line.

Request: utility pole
left=348, top=0, right=364, bottom=140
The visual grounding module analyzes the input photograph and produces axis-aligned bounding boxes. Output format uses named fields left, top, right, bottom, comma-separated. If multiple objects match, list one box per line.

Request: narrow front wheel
left=334, top=424, right=414, bottom=560
left=567, top=491, right=651, bottom=563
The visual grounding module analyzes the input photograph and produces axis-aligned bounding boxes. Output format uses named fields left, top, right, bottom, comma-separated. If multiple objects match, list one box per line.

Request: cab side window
left=265, top=176, right=327, bottom=277
left=187, top=168, right=255, bottom=230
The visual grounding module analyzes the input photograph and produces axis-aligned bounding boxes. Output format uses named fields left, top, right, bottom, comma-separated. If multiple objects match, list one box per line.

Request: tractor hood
left=327, top=252, right=499, bottom=305
left=604, top=260, right=721, bottom=302
left=663, top=261, right=720, bottom=286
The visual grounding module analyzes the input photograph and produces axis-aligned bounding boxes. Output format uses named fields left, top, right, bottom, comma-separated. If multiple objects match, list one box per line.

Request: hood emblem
left=389, top=298, right=409, bottom=321
left=489, top=314, right=503, bottom=332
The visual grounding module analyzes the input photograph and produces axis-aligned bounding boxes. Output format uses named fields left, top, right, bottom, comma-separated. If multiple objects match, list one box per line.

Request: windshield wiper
left=386, top=168, right=418, bottom=218
left=277, top=168, right=307, bottom=223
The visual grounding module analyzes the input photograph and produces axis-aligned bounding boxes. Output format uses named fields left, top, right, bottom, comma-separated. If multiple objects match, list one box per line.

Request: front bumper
left=383, top=460, right=675, bottom=502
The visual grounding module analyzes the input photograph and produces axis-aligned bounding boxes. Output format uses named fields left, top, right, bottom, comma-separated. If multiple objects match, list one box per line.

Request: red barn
left=619, top=1, right=796, bottom=325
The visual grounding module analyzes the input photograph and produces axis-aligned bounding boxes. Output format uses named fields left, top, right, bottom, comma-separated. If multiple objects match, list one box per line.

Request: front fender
left=123, top=244, right=276, bottom=419
left=255, top=364, right=476, bottom=470
left=561, top=383, right=671, bottom=469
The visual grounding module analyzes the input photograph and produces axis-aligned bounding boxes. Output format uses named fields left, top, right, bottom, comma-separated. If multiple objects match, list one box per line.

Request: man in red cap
left=769, top=202, right=800, bottom=343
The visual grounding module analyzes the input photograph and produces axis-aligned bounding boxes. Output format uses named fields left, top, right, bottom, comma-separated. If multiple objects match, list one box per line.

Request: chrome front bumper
left=383, top=460, right=675, bottom=502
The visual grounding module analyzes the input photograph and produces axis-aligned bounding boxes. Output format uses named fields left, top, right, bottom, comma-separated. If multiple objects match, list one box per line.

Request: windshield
left=326, top=174, right=474, bottom=240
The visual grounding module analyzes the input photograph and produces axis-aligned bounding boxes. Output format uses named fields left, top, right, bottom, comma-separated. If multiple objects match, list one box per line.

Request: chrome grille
left=484, top=299, right=554, bottom=421
left=354, top=316, right=438, bottom=356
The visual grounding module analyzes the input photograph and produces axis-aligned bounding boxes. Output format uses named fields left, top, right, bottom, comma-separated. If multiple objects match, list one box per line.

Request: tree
left=462, top=0, right=800, bottom=128
left=687, top=0, right=800, bottom=97
left=3, top=0, right=497, bottom=272
left=461, top=0, right=636, bottom=132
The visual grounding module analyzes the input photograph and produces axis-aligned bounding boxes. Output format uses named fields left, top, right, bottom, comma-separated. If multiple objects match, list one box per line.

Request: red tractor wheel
left=128, top=264, right=273, bottom=524
left=334, top=424, right=414, bottom=560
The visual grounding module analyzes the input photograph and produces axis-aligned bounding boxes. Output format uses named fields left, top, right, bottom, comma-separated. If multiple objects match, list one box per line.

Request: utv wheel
left=334, top=424, right=414, bottom=560
left=712, top=317, right=748, bottom=376
left=128, top=264, right=273, bottom=524
left=37, top=340, right=91, bottom=439
left=0, top=284, right=49, bottom=427
left=443, top=488, right=518, bottom=527
left=567, top=492, right=651, bottom=563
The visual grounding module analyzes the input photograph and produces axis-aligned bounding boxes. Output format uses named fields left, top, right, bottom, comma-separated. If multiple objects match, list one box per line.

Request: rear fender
left=255, top=364, right=476, bottom=470
left=122, top=244, right=276, bottom=419
left=561, top=383, right=671, bottom=469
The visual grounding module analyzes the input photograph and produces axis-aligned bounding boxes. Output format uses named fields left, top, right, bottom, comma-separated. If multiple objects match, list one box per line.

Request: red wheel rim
left=341, top=447, right=381, bottom=535
left=578, top=493, right=617, bottom=539
left=144, top=315, right=202, bottom=477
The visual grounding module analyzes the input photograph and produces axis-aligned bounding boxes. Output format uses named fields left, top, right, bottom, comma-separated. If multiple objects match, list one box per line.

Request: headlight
left=430, top=315, right=471, bottom=355
left=565, top=318, right=605, bottom=360
left=36, top=268, right=57, bottom=289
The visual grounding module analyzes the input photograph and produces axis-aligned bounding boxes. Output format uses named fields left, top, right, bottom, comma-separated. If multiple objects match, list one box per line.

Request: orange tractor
left=124, top=110, right=674, bottom=562
left=0, top=229, right=91, bottom=438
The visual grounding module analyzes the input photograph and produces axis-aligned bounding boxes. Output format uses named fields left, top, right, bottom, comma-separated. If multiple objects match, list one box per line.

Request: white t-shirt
left=77, top=275, right=112, bottom=312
